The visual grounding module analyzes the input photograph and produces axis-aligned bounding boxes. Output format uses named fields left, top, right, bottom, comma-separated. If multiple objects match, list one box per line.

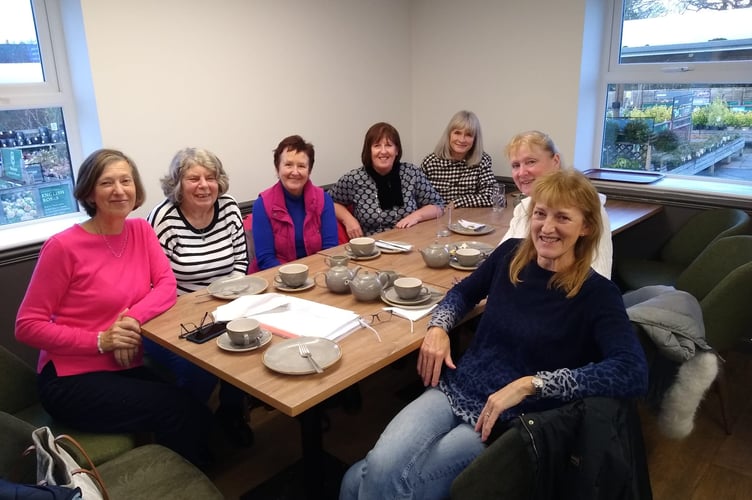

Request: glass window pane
left=620, top=1, right=752, bottom=64
left=0, top=108, right=78, bottom=225
left=602, top=84, right=752, bottom=180
left=0, top=0, right=43, bottom=84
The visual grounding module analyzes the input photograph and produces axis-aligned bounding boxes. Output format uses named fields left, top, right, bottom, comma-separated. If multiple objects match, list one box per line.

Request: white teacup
left=345, top=237, right=376, bottom=257
left=455, top=248, right=482, bottom=267
left=226, top=318, right=262, bottom=347
left=393, top=277, right=429, bottom=300
left=274, top=263, right=309, bottom=288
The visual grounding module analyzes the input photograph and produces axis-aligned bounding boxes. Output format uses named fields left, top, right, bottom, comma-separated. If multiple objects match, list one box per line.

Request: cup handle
left=314, top=272, right=326, bottom=288
left=344, top=244, right=351, bottom=253
left=420, top=286, right=430, bottom=296
left=274, top=275, right=283, bottom=285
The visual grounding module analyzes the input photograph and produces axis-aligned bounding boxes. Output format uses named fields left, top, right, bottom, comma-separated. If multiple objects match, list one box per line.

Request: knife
left=375, top=240, right=412, bottom=252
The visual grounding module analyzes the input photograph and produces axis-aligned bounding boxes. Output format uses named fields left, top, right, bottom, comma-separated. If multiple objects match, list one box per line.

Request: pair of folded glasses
left=179, top=312, right=228, bottom=344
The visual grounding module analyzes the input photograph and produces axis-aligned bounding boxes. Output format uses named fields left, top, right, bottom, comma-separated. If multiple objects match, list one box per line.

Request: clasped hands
left=99, top=309, right=142, bottom=368
left=417, top=326, right=535, bottom=442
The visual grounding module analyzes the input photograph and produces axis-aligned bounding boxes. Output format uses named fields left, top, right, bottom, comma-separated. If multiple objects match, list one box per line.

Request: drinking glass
left=491, top=183, right=506, bottom=212
left=436, top=202, right=452, bottom=237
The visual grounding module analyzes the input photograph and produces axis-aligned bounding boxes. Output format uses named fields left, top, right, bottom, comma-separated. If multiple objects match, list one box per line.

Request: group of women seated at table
left=13, top=109, right=633, bottom=485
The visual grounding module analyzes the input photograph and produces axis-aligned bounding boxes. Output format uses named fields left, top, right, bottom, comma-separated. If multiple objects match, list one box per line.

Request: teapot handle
left=376, top=272, right=390, bottom=287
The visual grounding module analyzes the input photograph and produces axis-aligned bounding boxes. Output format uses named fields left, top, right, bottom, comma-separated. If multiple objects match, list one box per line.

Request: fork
left=298, top=343, right=324, bottom=373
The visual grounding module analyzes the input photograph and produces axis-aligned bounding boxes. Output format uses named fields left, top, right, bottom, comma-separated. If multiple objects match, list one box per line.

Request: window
left=596, top=1, right=752, bottom=184
left=0, top=0, right=82, bottom=239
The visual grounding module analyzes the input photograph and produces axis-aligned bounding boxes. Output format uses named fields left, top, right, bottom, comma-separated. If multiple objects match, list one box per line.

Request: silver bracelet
left=97, top=332, right=104, bottom=354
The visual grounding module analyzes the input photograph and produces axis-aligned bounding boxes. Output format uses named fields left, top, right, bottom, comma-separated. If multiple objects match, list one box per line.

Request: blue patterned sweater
left=429, top=239, right=648, bottom=426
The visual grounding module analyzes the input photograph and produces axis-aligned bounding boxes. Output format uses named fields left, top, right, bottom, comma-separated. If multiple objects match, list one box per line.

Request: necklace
left=94, top=220, right=129, bottom=258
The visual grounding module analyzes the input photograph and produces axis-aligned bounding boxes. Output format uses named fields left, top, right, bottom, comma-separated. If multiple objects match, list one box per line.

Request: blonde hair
left=509, top=169, right=602, bottom=298
left=504, top=130, right=561, bottom=164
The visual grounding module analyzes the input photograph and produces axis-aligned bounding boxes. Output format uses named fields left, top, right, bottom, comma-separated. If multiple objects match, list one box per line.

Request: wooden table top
left=141, top=195, right=662, bottom=418
left=141, top=252, right=444, bottom=417
left=604, top=198, right=663, bottom=234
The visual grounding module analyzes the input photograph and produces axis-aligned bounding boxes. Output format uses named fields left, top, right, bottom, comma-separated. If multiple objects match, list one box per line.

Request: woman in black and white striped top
left=146, top=147, right=254, bottom=447
left=147, top=148, right=248, bottom=295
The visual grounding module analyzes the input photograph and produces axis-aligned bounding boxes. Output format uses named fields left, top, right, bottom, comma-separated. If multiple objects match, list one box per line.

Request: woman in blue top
left=251, top=135, right=338, bottom=271
left=339, top=169, right=648, bottom=499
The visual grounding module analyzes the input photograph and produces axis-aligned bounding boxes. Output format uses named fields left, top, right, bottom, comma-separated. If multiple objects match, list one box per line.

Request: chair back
left=675, top=235, right=752, bottom=301
left=0, top=345, right=39, bottom=414
left=676, top=235, right=752, bottom=352
left=660, top=208, right=750, bottom=267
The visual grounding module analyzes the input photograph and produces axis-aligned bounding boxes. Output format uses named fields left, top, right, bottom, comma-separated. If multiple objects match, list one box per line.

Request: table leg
left=298, top=405, right=326, bottom=500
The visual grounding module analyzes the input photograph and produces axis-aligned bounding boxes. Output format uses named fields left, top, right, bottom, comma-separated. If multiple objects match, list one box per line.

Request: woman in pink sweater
left=16, top=149, right=212, bottom=467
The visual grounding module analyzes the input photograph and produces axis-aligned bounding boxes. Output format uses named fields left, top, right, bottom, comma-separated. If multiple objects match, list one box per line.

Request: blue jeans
left=339, top=388, right=485, bottom=500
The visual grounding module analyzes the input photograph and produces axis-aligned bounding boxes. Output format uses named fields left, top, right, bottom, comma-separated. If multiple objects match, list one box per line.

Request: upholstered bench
left=0, top=411, right=223, bottom=500
left=0, top=344, right=137, bottom=465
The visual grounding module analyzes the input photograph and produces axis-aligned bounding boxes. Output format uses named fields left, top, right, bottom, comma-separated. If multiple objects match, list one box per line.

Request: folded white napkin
left=457, top=219, right=485, bottom=230
left=213, top=293, right=361, bottom=340
left=382, top=304, right=437, bottom=333
left=375, top=240, right=413, bottom=252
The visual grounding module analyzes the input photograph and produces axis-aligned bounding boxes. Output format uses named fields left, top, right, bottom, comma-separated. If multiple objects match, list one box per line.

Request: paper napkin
left=383, top=304, right=438, bottom=333
left=457, top=219, right=486, bottom=230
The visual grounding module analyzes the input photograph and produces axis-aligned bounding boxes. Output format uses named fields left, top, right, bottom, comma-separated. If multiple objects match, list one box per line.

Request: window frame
left=588, top=0, right=752, bottom=196
left=0, top=0, right=86, bottom=251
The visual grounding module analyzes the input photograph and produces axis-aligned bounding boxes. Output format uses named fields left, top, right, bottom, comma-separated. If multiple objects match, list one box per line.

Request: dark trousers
left=38, top=361, right=212, bottom=467
left=143, top=337, right=247, bottom=411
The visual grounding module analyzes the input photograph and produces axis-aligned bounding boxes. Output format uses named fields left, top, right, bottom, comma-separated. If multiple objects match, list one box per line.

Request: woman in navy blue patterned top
left=340, top=169, right=648, bottom=500
left=330, top=122, right=445, bottom=238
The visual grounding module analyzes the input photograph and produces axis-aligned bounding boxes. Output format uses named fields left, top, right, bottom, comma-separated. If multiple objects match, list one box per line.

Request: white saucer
left=381, top=287, right=445, bottom=309
left=381, top=287, right=433, bottom=306
left=274, top=278, right=315, bottom=292
left=216, top=329, right=272, bottom=352
left=347, top=249, right=382, bottom=261
left=450, top=260, right=480, bottom=271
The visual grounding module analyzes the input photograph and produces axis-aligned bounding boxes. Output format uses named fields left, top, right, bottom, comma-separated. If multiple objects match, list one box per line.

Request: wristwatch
left=531, top=375, right=544, bottom=397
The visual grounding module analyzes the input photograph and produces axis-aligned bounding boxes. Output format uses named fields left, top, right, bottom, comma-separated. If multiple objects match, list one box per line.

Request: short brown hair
left=361, top=122, right=402, bottom=169
left=273, top=135, right=315, bottom=171
left=74, top=148, right=145, bottom=216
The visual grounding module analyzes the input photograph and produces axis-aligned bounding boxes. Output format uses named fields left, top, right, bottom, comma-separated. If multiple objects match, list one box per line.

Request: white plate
left=448, top=223, right=495, bottom=236
left=274, top=278, right=315, bottom=292
left=347, top=249, right=382, bottom=261
left=207, top=276, right=268, bottom=300
left=375, top=241, right=412, bottom=254
left=263, top=337, right=342, bottom=375
left=450, top=260, right=480, bottom=272
left=381, top=286, right=432, bottom=306
left=216, top=329, right=272, bottom=352
left=381, top=287, right=445, bottom=309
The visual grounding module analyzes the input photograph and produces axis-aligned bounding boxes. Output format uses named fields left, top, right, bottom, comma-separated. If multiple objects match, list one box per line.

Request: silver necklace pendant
left=95, top=221, right=128, bottom=258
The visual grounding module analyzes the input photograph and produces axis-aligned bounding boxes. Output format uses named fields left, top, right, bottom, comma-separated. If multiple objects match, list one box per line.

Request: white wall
left=67, top=0, right=589, bottom=216
left=73, top=0, right=412, bottom=217
left=410, top=0, right=587, bottom=176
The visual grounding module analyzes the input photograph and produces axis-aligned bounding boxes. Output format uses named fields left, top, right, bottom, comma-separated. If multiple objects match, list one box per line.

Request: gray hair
left=160, top=147, right=229, bottom=204
left=433, top=110, right=485, bottom=166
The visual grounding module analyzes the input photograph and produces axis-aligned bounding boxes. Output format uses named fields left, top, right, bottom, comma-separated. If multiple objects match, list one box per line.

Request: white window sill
left=1, top=213, right=88, bottom=252
left=588, top=174, right=752, bottom=210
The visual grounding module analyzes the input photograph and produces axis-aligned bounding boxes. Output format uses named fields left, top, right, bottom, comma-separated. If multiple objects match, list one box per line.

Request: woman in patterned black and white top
left=421, top=110, right=498, bottom=208
left=330, top=122, right=445, bottom=238
left=146, top=147, right=253, bottom=447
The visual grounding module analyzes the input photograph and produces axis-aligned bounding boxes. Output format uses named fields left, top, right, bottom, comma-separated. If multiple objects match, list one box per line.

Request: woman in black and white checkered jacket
left=421, top=110, right=498, bottom=208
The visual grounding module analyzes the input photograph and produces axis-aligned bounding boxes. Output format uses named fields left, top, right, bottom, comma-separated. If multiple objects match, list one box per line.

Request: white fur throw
left=658, top=351, right=719, bottom=439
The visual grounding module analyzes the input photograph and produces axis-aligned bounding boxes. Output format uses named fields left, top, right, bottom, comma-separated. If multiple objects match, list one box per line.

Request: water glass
left=436, top=203, right=452, bottom=237
left=491, top=184, right=506, bottom=212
